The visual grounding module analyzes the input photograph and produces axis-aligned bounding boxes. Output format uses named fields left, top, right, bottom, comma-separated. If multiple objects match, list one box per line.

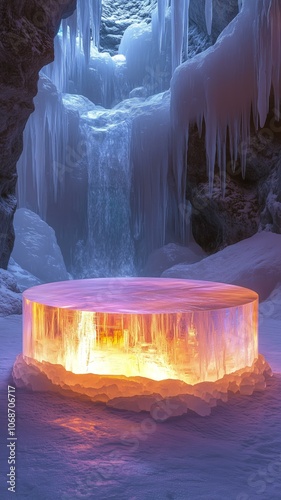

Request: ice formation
left=17, top=77, right=68, bottom=219
left=171, top=0, right=281, bottom=193
left=22, top=278, right=258, bottom=384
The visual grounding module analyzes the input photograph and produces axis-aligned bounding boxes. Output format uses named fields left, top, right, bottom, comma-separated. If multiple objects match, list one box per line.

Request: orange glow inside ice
left=22, top=278, right=258, bottom=384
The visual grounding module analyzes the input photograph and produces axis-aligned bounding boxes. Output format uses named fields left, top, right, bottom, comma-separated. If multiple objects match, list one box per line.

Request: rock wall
left=187, top=107, right=281, bottom=253
left=185, top=2, right=281, bottom=253
left=0, top=0, right=76, bottom=269
left=100, top=0, right=156, bottom=55
left=189, top=0, right=238, bottom=41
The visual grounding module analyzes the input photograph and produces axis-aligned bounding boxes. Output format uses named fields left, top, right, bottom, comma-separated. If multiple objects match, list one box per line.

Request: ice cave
left=1, top=0, right=281, bottom=498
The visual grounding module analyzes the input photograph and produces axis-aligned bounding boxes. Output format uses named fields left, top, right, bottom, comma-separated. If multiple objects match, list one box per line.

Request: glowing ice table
left=23, top=278, right=258, bottom=384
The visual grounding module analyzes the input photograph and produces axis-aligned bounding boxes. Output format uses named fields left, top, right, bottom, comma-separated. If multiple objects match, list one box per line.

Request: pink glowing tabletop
left=23, top=277, right=257, bottom=313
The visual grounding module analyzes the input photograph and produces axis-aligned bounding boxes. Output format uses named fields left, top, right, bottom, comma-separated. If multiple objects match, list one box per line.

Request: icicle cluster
left=62, top=0, right=102, bottom=63
left=17, top=77, right=68, bottom=220
left=44, top=0, right=104, bottom=98
left=155, top=0, right=213, bottom=73
left=170, top=0, right=281, bottom=194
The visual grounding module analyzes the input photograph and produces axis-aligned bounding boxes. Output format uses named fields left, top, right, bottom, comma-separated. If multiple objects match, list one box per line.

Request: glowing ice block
left=22, top=278, right=258, bottom=384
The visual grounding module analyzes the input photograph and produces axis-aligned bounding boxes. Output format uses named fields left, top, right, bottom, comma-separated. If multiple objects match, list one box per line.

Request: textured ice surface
left=22, top=278, right=258, bottom=385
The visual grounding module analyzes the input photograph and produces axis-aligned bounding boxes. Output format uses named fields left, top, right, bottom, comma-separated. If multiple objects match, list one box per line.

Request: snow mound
left=0, top=269, right=22, bottom=316
left=142, top=242, right=206, bottom=277
left=11, top=209, right=68, bottom=283
left=13, top=354, right=272, bottom=420
left=162, top=232, right=281, bottom=301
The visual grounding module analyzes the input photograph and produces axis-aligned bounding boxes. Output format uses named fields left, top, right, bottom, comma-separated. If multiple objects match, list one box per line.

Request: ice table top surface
left=23, top=278, right=258, bottom=314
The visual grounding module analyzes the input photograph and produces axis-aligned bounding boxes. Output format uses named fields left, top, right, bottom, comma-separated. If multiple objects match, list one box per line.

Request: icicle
left=171, top=0, right=186, bottom=72
left=90, top=0, right=102, bottom=48
left=205, top=0, right=213, bottom=36
left=238, top=0, right=244, bottom=11
left=157, top=0, right=168, bottom=51
left=182, top=0, right=190, bottom=60
left=77, top=0, right=102, bottom=55
left=79, top=0, right=91, bottom=64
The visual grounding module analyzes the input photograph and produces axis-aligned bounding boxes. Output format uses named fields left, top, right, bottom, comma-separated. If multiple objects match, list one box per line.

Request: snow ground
left=0, top=313, right=281, bottom=500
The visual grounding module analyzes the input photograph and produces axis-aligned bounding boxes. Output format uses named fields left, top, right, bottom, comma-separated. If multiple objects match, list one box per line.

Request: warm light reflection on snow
left=23, top=278, right=258, bottom=384
left=52, top=417, right=96, bottom=435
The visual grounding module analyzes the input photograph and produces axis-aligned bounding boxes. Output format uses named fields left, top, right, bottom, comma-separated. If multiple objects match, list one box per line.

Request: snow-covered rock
left=101, top=0, right=156, bottom=55
left=260, top=283, right=281, bottom=320
left=11, top=209, right=68, bottom=284
left=0, top=269, right=22, bottom=316
left=162, top=232, right=281, bottom=301
left=8, top=258, right=42, bottom=292
left=142, top=242, right=206, bottom=277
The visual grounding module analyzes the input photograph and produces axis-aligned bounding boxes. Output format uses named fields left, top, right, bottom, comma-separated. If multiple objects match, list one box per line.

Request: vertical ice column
left=171, top=0, right=186, bottom=72
left=157, top=0, right=169, bottom=51
left=205, top=0, right=213, bottom=36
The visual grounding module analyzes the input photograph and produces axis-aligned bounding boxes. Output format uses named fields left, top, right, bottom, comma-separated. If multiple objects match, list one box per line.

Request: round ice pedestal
left=22, top=278, right=258, bottom=384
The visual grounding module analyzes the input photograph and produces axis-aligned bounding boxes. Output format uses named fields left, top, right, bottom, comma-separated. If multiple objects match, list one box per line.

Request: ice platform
left=23, top=278, right=258, bottom=384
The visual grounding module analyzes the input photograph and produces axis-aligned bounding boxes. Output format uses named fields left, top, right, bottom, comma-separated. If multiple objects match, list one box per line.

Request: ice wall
left=130, top=92, right=182, bottom=263
left=17, top=81, right=89, bottom=269
left=170, top=0, right=281, bottom=193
